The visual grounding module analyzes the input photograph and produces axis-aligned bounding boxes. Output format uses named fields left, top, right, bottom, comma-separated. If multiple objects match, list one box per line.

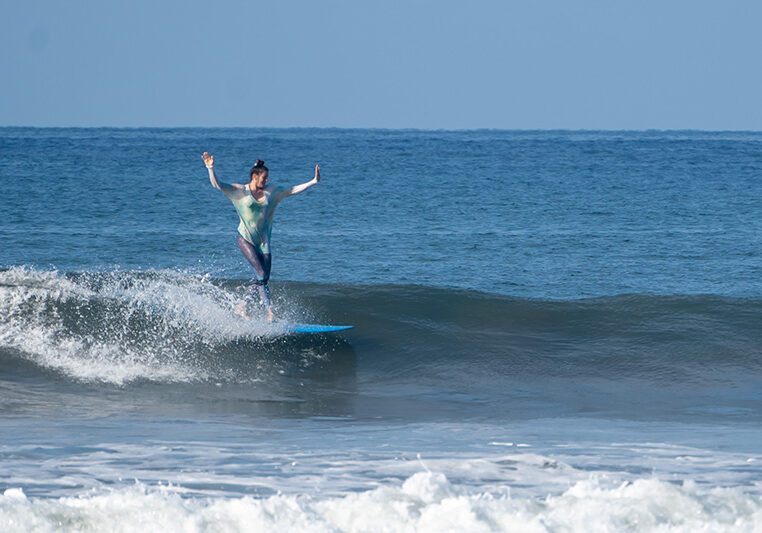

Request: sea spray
left=0, top=268, right=319, bottom=384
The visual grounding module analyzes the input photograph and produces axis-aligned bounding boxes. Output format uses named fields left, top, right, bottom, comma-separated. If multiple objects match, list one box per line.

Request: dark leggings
left=237, top=236, right=272, bottom=308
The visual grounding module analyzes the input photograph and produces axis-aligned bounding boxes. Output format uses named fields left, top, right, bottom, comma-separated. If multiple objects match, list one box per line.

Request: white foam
left=1, top=473, right=761, bottom=533
left=0, top=267, right=307, bottom=384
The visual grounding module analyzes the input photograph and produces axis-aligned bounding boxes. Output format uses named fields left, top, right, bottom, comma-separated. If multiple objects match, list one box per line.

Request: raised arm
left=277, top=163, right=321, bottom=200
left=202, top=152, right=243, bottom=198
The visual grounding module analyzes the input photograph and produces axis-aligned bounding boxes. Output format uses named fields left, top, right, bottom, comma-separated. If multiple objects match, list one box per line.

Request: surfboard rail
left=282, top=324, right=354, bottom=334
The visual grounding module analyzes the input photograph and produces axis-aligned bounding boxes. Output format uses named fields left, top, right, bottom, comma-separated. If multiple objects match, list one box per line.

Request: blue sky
left=2, top=0, right=761, bottom=129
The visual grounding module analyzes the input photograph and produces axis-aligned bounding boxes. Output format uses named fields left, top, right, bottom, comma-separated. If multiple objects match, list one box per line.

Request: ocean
left=1, top=127, right=761, bottom=531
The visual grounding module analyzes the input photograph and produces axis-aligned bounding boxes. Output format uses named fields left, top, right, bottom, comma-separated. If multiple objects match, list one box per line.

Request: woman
left=202, top=152, right=320, bottom=321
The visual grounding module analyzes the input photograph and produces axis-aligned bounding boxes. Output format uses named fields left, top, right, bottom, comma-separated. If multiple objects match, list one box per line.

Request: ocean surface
left=1, top=127, right=761, bottom=531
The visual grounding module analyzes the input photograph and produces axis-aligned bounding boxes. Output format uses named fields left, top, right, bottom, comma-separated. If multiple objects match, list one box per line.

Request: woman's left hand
left=314, top=163, right=321, bottom=183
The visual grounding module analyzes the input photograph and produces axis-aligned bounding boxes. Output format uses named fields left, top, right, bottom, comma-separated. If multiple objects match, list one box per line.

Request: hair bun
left=249, top=159, right=269, bottom=177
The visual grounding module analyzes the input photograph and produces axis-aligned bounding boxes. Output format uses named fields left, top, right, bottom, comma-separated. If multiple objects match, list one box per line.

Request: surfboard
left=282, top=323, right=354, bottom=334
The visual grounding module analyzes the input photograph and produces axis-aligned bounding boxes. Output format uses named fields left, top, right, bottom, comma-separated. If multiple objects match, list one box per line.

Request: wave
left=1, top=267, right=760, bottom=387
left=0, top=267, right=331, bottom=385
left=1, top=471, right=760, bottom=532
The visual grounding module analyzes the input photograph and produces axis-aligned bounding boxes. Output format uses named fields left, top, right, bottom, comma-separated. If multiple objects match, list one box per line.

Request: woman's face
left=251, top=172, right=268, bottom=189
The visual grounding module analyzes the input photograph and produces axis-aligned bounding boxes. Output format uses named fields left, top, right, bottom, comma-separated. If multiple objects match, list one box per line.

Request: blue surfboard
left=283, top=323, right=354, bottom=334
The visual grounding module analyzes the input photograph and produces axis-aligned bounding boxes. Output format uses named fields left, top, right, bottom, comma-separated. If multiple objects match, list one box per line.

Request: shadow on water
left=191, top=334, right=360, bottom=419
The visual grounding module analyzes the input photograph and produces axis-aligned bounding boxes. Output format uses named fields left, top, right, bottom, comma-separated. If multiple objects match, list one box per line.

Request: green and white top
left=226, top=185, right=287, bottom=254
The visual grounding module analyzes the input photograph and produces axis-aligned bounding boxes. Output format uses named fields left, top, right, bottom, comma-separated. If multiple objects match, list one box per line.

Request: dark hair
left=249, top=159, right=269, bottom=179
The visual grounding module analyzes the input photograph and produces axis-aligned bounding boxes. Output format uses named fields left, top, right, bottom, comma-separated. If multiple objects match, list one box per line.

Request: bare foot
left=234, top=301, right=250, bottom=318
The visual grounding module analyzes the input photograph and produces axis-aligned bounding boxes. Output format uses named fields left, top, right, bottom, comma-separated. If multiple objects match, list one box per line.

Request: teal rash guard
left=228, top=185, right=286, bottom=255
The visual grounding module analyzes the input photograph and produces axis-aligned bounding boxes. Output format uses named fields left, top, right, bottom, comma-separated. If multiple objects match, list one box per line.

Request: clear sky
left=3, top=0, right=761, bottom=130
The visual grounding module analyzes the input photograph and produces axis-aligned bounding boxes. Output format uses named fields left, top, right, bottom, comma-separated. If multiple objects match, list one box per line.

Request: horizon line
left=2, top=125, right=762, bottom=134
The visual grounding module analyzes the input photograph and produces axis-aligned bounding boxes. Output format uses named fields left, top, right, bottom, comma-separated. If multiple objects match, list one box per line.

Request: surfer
left=202, top=152, right=320, bottom=321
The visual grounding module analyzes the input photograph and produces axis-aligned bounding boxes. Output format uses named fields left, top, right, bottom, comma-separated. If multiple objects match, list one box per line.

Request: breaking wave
left=1, top=471, right=761, bottom=532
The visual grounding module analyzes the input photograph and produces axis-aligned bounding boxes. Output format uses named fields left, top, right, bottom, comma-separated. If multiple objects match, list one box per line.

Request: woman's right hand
left=201, top=152, right=214, bottom=169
